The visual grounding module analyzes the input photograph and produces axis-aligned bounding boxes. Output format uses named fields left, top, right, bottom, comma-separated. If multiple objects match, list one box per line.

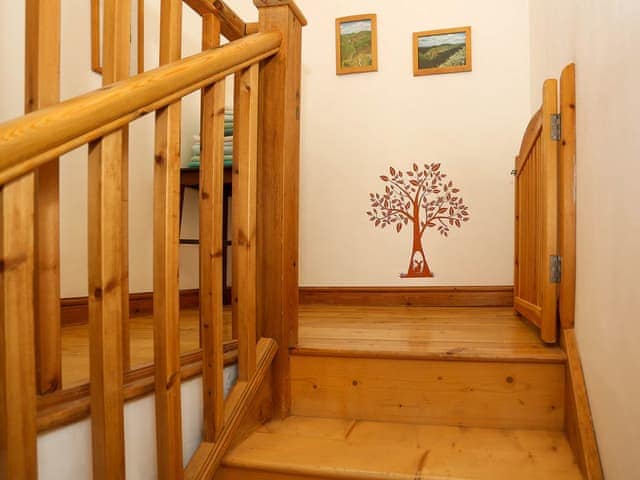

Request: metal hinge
left=551, top=114, right=561, bottom=141
left=550, top=255, right=562, bottom=283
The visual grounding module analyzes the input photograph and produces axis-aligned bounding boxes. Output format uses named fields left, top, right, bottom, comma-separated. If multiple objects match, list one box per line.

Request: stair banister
left=253, top=0, right=307, bottom=418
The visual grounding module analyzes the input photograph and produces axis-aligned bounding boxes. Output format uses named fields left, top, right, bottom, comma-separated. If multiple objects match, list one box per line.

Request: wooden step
left=291, top=353, right=566, bottom=431
left=293, top=306, right=567, bottom=431
left=217, top=416, right=583, bottom=480
left=297, top=305, right=567, bottom=364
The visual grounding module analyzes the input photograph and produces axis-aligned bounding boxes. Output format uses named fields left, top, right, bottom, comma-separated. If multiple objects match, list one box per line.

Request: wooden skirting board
left=562, top=329, right=604, bottom=480
left=62, top=286, right=512, bottom=326
left=61, top=288, right=231, bottom=326
left=299, top=286, right=514, bottom=307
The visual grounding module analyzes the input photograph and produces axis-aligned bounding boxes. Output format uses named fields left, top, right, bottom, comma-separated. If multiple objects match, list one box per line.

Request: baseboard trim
left=62, top=286, right=514, bottom=326
left=562, top=329, right=604, bottom=480
left=299, top=286, right=514, bottom=307
left=61, top=288, right=231, bottom=327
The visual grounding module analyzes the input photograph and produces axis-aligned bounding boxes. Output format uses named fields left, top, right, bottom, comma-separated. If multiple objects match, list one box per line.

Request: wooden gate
left=514, top=79, right=560, bottom=343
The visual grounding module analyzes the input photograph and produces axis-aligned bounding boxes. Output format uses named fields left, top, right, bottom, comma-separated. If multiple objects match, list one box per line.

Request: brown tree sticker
left=367, top=163, right=470, bottom=278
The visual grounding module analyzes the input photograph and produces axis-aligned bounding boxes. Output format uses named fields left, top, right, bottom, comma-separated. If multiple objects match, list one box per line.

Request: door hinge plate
left=551, top=114, right=561, bottom=141
left=550, top=255, right=562, bottom=283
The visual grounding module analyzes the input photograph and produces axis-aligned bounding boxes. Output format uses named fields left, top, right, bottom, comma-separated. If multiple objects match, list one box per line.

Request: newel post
left=253, top=0, right=306, bottom=418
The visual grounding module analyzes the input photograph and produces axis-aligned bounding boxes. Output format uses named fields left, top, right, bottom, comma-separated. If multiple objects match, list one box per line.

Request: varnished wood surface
left=219, top=416, right=583, bottom=480
left=291, top=355, right=565, bottom=431
left=0, top=32, right=282, bottom=186
left=0, top=175, right=38, bottom=479
left=297, top=305, right=565, bottom=363
left=563, top=329, right=603, bottom=479
left=26, top=0, right=62, bottom=396
left=233, top=62, right=259, bottom=381
left=62, top=305, right=563, bottom=387
left=299, top=286, right=514, bottom=307
left=183, top=0, right=247, bottom=40
left=88, top=1, right=131, bottom=474
left=255, top=2, right=304, bottom=418
left=199, top=15, right=227, bottom=444
left=559, top=64, right=577, bottom=330
left=185, top=338, right=278, bottom=480
left=62, top=308, right=233, bottom=387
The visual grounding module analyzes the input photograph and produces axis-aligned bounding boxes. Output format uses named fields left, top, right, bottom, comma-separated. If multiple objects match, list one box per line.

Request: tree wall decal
left=367, top=162, right=470, bottom=278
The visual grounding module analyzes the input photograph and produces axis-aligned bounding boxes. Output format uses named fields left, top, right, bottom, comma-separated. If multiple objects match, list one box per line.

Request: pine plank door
left=514, top=79, right=560, bottom=343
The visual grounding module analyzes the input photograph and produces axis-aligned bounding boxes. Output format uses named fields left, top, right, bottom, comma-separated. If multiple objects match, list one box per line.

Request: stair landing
left=297, top=305, right=565, bottom=363
left=219, top=416, right=583, bottom=480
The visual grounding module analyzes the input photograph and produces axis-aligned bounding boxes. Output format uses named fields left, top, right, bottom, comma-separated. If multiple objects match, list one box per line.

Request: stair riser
left=291, top=355, right=565, bottom=430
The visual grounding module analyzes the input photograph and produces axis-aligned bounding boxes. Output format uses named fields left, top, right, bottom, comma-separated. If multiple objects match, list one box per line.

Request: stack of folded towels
left=186, top=108, right=234, bottom=168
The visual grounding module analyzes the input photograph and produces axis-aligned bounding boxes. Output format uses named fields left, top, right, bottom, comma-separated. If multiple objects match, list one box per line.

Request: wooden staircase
left=218, top=417, right=581, bottom=480
left=213, top=306, right=589, bottom=479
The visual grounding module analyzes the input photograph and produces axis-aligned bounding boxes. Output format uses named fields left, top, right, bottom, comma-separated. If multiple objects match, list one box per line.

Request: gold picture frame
left=335, top=14, right=378, bottom=75
left=413, top=26, right=472, bottom=76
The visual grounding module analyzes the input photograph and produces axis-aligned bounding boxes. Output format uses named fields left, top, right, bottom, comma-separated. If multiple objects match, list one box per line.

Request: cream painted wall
left=294, top=0, right=530, bottom=286
left=528, top=0, right=577, bottom=107
left=530, top=1, right=640, bottom=478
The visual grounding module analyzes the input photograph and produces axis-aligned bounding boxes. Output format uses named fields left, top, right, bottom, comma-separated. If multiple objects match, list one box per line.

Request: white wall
left=295, top=0, right=530, bottom=286
left=528, top=0, right=577, bottom=107
left=37, top=367, right=237, bottom=480
left=530, top=1, right=640, bottom=478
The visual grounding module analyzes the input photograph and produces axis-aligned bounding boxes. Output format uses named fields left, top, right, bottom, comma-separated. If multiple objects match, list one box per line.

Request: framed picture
left=413, top=26, right=472, bottom=76
left=335, top=14, right=378, bottom=75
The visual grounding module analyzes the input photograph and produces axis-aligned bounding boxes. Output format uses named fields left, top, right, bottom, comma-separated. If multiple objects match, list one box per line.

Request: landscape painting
left=336, top=14, right=378, bottom=75
left=413, top=26, right=472, bottom=76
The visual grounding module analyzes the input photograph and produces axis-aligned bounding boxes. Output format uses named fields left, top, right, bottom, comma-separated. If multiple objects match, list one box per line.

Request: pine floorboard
left=61, top=305, right=564, bottom=387
left=220, top=416, right=583, bottom=480
left=297, top=305, right=565, bottom=363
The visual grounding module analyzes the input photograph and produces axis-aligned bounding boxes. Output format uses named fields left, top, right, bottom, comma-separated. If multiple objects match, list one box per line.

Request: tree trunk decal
left=367, top=163, right=470, bottom=278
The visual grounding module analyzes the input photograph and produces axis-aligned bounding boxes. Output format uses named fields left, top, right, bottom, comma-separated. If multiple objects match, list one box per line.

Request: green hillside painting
left=418, top=32, right=467, bottom=69
left=413, top=27, right=472, bottom=76
left=336, top=15, right=377, bottom=74
left=340, top=22, right=373, bottom=68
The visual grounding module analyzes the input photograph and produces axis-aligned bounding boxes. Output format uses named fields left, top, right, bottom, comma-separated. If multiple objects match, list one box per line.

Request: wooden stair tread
left=297, top=305, right=566, bottom=363
left=221, top=416, right=583, bottom=480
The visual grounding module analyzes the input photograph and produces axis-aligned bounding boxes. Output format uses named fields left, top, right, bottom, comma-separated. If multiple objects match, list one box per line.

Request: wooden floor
left=61, top=305, right=562, bottom=387
left=61, top=309, right=233, bottom=387
left=219, top=416, right=583, bottom=480
left=297, top=305, right=565, bottom=363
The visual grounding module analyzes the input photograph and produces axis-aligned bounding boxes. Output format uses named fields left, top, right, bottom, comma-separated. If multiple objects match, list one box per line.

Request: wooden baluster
left=0, top=175, right=38, bottom=479
left=87, top=0, right=130, bottom=477
left=154, top=0, right=184, bottom=477
left=233, top=63, right=259, bottom=381
left=253, top=0, right=306, bottom=417
left=231, top=77, right=240, bottom=342
left=25, top=0, right=62, bottom=394
left=200, top=13, right=225, bottom=443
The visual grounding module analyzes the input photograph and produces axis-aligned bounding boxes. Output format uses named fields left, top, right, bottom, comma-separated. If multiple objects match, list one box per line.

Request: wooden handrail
left=0, top=31, right=281, bottom=186
left=185, top=337, right=278, bottom=479
left=184, top=0, right=246, bottom=39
